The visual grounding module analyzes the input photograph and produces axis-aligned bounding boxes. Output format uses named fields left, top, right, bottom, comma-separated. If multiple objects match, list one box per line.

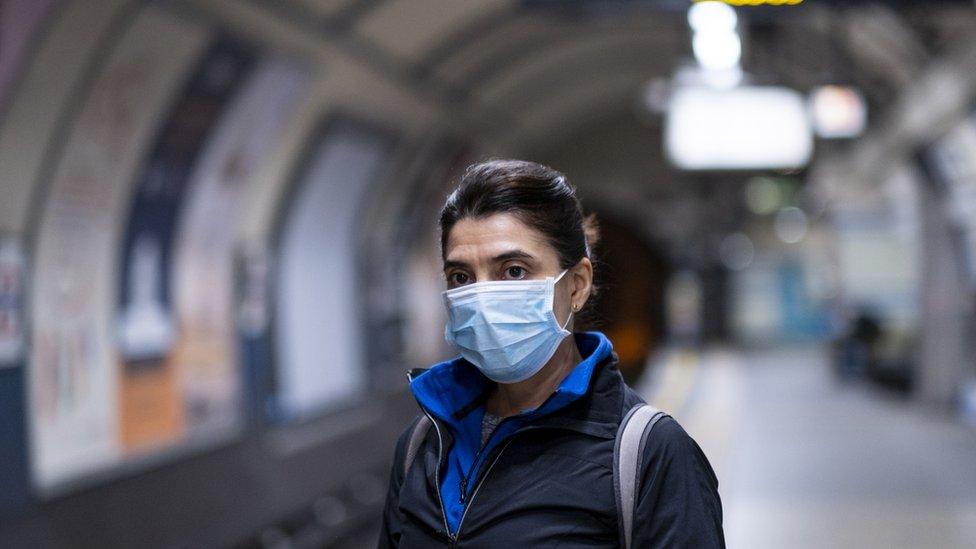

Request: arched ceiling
left=235, top=0, right=976, bottom=255
left=243, top=0, right=973, bottom=153
left=247, top=0, right=686, bottom=142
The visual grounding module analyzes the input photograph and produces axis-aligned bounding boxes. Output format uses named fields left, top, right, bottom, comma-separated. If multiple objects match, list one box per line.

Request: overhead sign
left=664, top=85, right=813, bottom=170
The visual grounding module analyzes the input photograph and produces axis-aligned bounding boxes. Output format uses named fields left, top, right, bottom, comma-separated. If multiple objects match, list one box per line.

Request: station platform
left=641, top=344, right=976, bottom=548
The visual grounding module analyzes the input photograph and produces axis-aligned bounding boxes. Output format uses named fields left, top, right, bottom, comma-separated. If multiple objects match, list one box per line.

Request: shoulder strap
left=402, top=415, right=432, bottom=478
left=614, top=403, right=667, bottom=549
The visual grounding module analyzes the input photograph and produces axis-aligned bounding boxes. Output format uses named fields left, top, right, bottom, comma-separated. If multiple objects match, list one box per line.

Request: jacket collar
left=408, top=331, right=625, bottom=439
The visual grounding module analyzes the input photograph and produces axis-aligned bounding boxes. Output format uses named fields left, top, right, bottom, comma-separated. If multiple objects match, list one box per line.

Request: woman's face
left=442, top=213, right=592, bottom=326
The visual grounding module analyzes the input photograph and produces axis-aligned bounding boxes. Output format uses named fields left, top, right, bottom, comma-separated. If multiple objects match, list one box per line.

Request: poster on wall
left=272, top=116, right=396, bottom=421
left=30, top=4, right=313, bottom=489
left=168, top=55, right=310, bottom=438
left=28, top=7, right=210, bottom=491
left=115, top=37, right=256, bottom=453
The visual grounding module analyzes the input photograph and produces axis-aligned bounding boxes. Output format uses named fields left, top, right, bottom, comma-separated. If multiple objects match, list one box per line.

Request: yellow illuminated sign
left=693, top=0, right=803, bottom=5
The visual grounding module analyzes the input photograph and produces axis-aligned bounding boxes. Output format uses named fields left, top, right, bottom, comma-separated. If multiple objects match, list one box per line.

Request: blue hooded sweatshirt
left=408, top=331, right=613, bottom=535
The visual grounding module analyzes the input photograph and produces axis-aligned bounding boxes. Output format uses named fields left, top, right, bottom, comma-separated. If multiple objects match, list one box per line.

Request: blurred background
left=1, top=0, right=975, bottom=547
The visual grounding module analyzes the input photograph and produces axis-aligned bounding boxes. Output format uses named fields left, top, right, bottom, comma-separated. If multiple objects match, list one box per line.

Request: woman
left=379, top=159, right=724, bottom=548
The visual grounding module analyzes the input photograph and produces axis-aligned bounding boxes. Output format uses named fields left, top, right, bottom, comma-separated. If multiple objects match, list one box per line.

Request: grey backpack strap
left=402, top=415, right=432, bottom=478
left=614, top=403, right=667, bottom=549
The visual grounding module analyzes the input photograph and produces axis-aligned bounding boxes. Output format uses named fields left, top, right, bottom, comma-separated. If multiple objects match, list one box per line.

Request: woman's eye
left=505, top=266, right=526, bottom=279
left=449, top=272, right=469, bottom=285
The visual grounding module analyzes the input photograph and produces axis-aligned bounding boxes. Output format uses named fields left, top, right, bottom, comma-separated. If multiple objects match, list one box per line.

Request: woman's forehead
left=445, top=214, right=555, bottom=264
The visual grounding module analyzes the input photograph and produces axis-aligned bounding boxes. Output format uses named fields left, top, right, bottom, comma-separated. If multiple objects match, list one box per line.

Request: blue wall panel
left=0, top=365, right=29, bottom=516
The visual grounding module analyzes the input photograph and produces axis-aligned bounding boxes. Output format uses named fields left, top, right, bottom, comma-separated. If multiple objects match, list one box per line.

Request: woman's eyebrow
left=443, top=259, right=468, bottom=271
left=491, top=250, right=535, bottom=263
left=443, top=250, right=536, bottom=271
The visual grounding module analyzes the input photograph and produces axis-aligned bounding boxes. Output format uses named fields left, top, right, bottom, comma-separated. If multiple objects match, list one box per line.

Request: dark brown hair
left=439, top=158, right=600, bottom=296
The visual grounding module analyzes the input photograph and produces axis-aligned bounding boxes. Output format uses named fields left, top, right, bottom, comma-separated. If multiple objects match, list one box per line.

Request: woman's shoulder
left=629, top=413, right=725, bottom=546
left=615, top=376, right=719, bottom=487
left=642, top=414, right=700, bottom=454
left=618, top=383, right=710, bottom=466
left=638, top=413, right=720, bottom=490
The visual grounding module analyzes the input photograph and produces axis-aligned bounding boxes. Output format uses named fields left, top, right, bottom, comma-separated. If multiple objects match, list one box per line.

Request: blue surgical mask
left=442, top=269, right=573, bottom=383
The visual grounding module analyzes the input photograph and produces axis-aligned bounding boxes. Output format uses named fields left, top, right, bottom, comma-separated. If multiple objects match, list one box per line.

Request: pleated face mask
left=442, top=269, right=573, bottom=383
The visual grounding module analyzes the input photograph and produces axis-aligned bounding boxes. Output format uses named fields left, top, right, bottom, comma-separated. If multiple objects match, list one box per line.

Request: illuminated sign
left=665, top=85, right=813, bottom=170
left=694, top=0, right=803, bottom=5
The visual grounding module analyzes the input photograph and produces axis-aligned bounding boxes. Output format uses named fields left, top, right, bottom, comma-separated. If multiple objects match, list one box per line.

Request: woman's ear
left=570, top=257, right=593, bottom=311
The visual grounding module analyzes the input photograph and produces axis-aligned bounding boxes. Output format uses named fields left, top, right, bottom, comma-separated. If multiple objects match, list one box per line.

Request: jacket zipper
left=451, top=386, right=576, bottom=540
left=456, top=384, right=570, bottom=503
left=458, top=414, right=512, bottom=504
left=452, top=424, right=578, bottom=544
left=452, top=436, right=517, bottom=544
left=418, top=406, right=456, bottom=544
left=411, top=373, right=593, bottom=545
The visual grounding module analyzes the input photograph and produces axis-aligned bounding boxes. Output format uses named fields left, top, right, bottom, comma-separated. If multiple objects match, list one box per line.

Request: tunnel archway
left=585, top=213, right=670, bottom=385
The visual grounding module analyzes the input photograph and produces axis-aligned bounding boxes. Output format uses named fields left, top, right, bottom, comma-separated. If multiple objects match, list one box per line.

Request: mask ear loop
left=560, top=309, right=574, bottom=330
left=554, top=268, right=574, bottom=330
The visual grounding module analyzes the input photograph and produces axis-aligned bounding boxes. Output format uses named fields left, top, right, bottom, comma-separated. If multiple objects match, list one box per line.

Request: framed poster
left=166, top=54, right=310, bottom=437
left=28, top=7, right=210, bottom=492
left=270, top=114, right=397, bottom=422
left=30, top=9, right=313, bottom=489
left=115, top=37, right=257, bottom=452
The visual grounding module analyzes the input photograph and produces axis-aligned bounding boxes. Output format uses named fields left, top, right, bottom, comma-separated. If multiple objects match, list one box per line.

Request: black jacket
left=378, top=348, right=725, bottom=548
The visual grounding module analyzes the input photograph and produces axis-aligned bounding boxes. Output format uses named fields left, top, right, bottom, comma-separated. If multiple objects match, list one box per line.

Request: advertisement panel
left=28, top=7, right=209, bottom=490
